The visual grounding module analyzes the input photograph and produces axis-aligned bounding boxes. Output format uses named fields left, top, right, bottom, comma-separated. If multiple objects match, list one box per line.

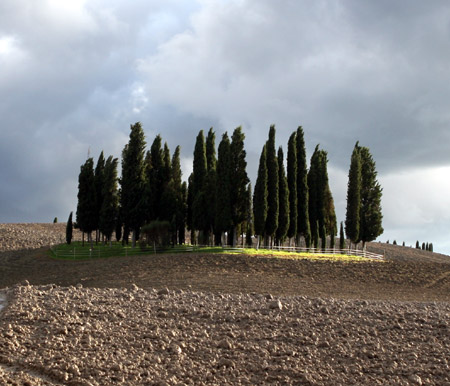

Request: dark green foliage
left=429, top=243, right=433, bottom=252
left=416, top=240, right=420, bottom=249
left=313, top=220, right=319, bottom=250
left=265, top=125, right=279, bottom=241
left=422, top=242, right=426, bottom=250
left=253, top=145, right=268, bottom=245
left=204, top=128, right=217, bottom=244
left=359, top=146, right=383, bottom=248
left=53, top=217, right=58, bottom=223
left=320, top=223, right=326, bottom=251
left=66, top=212, right=73, bottom=245
left=229, top=127, right=250, bottom=246
left=120, top=122, right=147, bottom=246
left=393, top=240, right=397, bottom=245
left=215, top=133, right=232, bottom=244
left=339, top=221, right=345, bottom=250
left=76, top=157, right=97, bottom=239
left=330, top=226, right=335, bottom=249
left=345, top=142, right=361, bottom=246
left=402, top=241, right=405, bottom=247
left=287, top=132, right=297, bottom=240
left=276, top=146, right=289, bottom=245
left=206, top=128, right=217, bottom=172
left=140, top=220, right=171, bottom=248
left=186, top=173, right=194, bottom=236
left=99, top=156, right=119, bottom=243
left=148, top=135, right=166, bottom=221
left=296, top=127, right=310, bottom=247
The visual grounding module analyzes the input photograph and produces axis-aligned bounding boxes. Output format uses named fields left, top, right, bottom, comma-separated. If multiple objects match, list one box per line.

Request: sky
left=2, top=0, right=450, bottom=253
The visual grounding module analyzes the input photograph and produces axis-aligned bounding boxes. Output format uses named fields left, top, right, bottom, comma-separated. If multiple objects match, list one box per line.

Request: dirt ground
left=0, top=224, right=449, bottom=385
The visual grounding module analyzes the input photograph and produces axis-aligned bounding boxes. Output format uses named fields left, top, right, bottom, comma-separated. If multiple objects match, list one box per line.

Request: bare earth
left=0, top=223, right=449, bottom=385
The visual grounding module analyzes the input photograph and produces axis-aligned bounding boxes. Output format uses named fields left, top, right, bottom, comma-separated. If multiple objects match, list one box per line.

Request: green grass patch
left=49, top=242, right=380, bottom=262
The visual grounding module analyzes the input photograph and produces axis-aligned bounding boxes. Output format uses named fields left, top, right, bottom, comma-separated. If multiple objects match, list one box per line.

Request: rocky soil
left=0, top=223, right=449, bottom=385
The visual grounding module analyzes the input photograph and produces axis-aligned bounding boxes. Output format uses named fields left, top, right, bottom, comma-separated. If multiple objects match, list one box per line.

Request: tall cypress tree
left=245, top=183, right=254, bottom=247
left=120, top=122, right=146, bottom=247
left=359, top=146, right=383, bottom=249
left=215, top=133, right=232, bottom=245
left=253, top=144, right=268, bottom=249
left=339, top=221, right=345, bottom=251
left=94, top=151, right=105, bottom=242
left=76, top=157, right=96, bottom=245
left=345, top=142, right=362, bottom=247
left=229, top=127, right=249, bottom=246
left=276, top=146, right=289, bottom=246
left=192, top=130, right=208, bottom=243
left=286, top=132, right=297, bottom=243
left=99, top=156, right=119, bottom=245
left=308, top=146, right=321, bottom=249
left=265, top=125, right=279, bottom=246
left=296, top=126, right=311, bottom=247
left=149, top=135, right=165, bottom=221
left=204, top=128, right=217, bottom=244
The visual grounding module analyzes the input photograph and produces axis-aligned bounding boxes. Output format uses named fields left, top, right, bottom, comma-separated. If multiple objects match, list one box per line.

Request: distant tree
left=345, top=142, right=362, bottom=248
left=402, top=241, right=405, bottom=247
left=66, top=212, right=73, bottom=245
left=422, top=242, right=426, bottom=250
left=120, top=122, right=147, bottom=247
left=286, top=132, right=297, bottom=244
left=416, top=240, right=420, bottom=249
left=429, top=243, right=433, bottom=252
left=330, top=225, right=335, bottom=250
left=229, top=127, right=249, bottom=246
left=215, top=133, right=232, bottom=245
left=204, top=128, right=217, bottom=244
left=296, top=126, right=311, bottom=248
left=99, top=156, right=119, bottom=245
left=253, top=144, right=268, bottom=249
left=425, top=242, right=429, bottom=251
left=339, top=221, right=345, bottom=251
left=53, top=217, right=58, bottom=224
left=265, top=125, right=279, bottom=246
left=393, top=240, right=397, bottom=245
left=76, top=157, right=97, bottom=245
left=276, top=146, right=289, bottom=246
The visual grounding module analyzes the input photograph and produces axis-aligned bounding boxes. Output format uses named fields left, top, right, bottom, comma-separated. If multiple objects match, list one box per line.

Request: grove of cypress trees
left=286, top=132, right=297, bottom=244
left=265, top=125, right=279, bottom=246
left=345, top=142, right=362, bottom=248
left=215, top=133, right=232, bottom=245
left=120, top=122, right=146, bottom=247
left=253, top=144, right=268, bottom=249
left=296, top=126, right=311, bottom=248
left=229, top=127, right=249, bottom=246
left=276, top=146, right=289, bottom=246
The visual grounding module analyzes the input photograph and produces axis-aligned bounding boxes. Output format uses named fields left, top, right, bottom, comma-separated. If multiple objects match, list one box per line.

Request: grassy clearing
left=49, top=242, right=379, bottom=262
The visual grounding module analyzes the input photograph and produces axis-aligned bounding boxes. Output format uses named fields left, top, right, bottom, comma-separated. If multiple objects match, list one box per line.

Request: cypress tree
left=416, top=240, right=420, bottom=249
left=422, top=242, right=426, bottom=250
left=76, top=157, right=97, bottom=245
left=192, top=130, right=208, bottom=243
left=245, top=183, right=254, bottom=247
left=345, top=142, right=362, bottom=248
left=296, top=126, right=311, bottom=247
left=339, top=221, right=345, bottom=251
left=429, top=243, right=433, bottom=252
left=276, top=146, right=289, bottom=246
left=149, top=135, right=165, bottom=221
left=286, top=132, right=297, bottom=243
left=99, top=156, right=119, bottom=245
left=359, top=146, right=383, bottom=249
left=179, top=181, right=187, bottom=245
left=120, top=122, right=146, bottom=247
left=265, top=125, right=279, bottom=246
left=94, top=151, right=105, bottom=242
left=229, top=127, right=249, bottom=246
left=187, top=173, right=195, bottom=244
left=204, top=128, right=217, bottom=244
left=215, top=133, right=232, bottom=245
left=66, top=211, right=73, bottom=245
left=308, top=146, right=321, bottom=249
left=253, top=144, right=268, bottom=249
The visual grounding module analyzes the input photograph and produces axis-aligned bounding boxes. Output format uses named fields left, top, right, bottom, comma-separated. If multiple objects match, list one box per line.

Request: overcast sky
left=2, top=0, right=450, bottom=253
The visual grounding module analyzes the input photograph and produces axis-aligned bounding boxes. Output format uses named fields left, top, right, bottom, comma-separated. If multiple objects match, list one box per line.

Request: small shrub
left=53, top=217, right=58, bottom=224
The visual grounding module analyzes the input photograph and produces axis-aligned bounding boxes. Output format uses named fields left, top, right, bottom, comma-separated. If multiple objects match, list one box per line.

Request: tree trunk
left=132, top=229, right=136, bottom=248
